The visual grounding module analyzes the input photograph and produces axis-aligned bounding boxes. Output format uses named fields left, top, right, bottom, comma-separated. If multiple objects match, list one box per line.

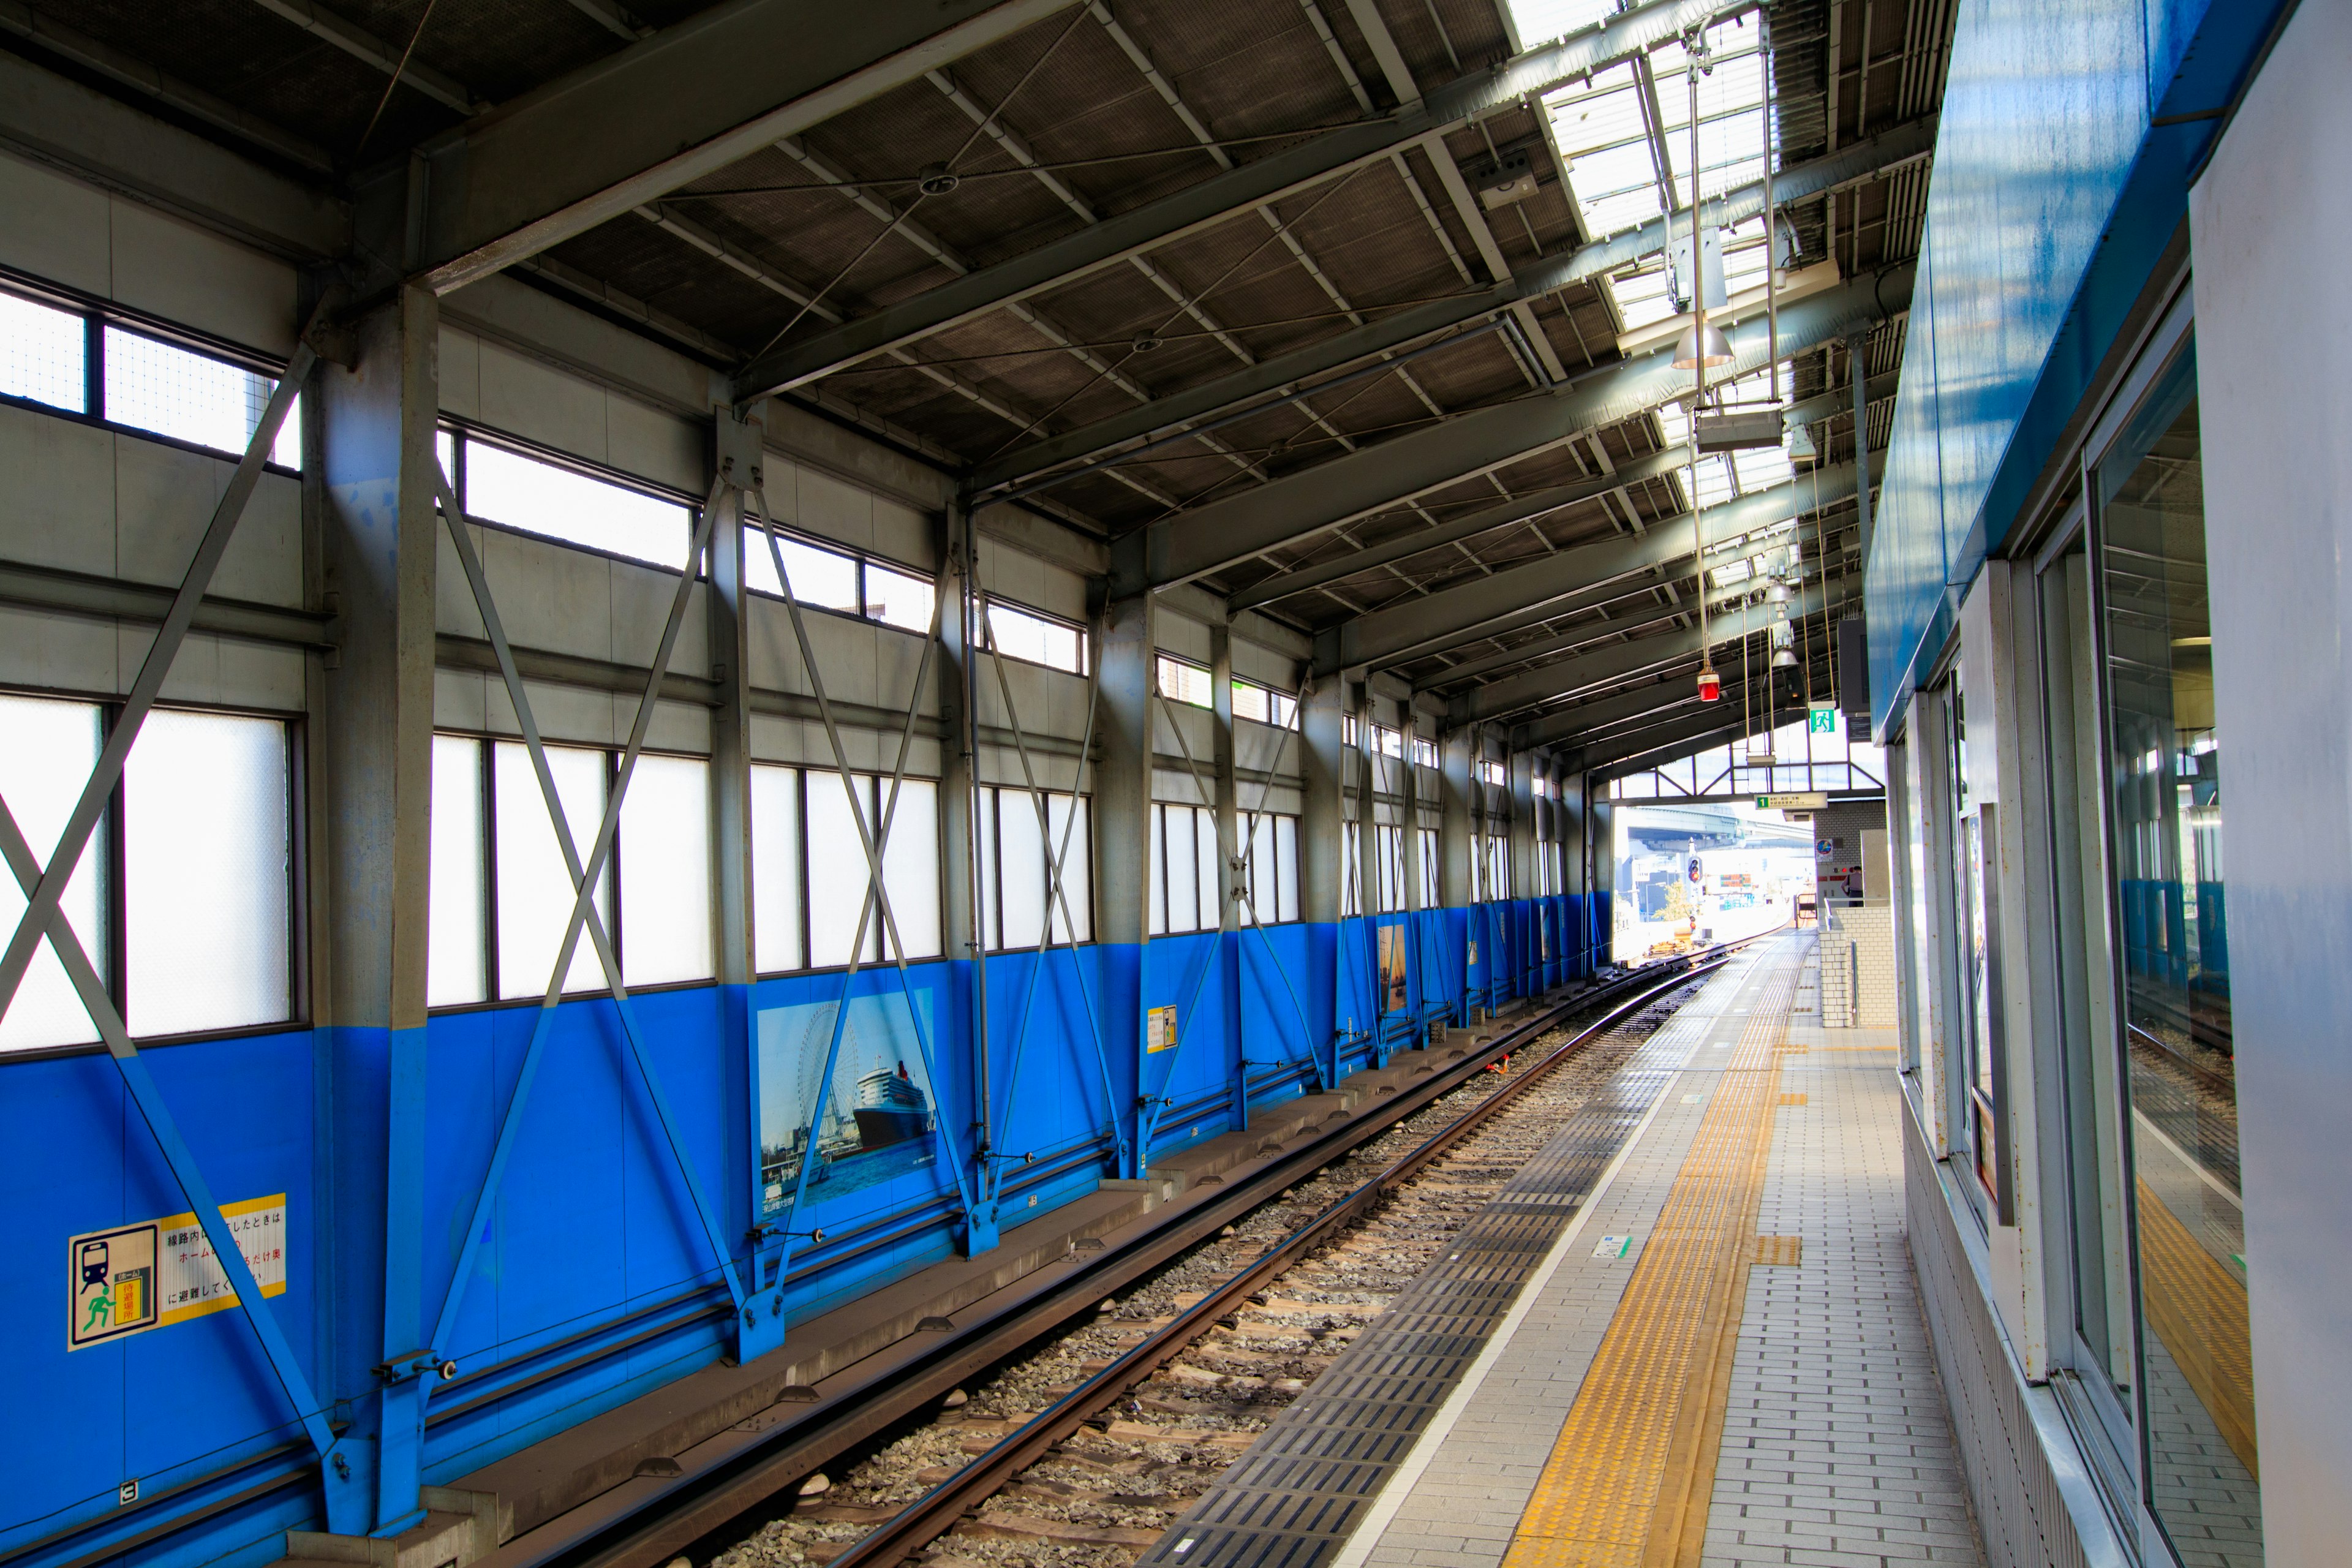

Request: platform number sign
left=67, top=1194, right=287, bottom=1350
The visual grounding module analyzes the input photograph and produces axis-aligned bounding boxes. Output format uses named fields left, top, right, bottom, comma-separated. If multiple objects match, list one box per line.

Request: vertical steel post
left=1096, top=590, right=1155, bottom=1174
left=1208, top=623, right=1241, bottom=1124
left=1509, top=751, right=1539, bottom=998
left=1299, top=674, right=1348, bottom=1082
left=1850, top=331, right=1874, bottom=565
left=938, top=505, right=990, bottom=1189
left=314, top=287, right=442, bottom=1537
left=1439, top=726, right=1473, bottom=1022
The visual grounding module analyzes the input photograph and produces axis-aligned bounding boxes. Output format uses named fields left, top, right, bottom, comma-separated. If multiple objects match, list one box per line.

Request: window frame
left=0, top=270, right=305, bottom=477
left=0, top=686, right=306, bottom=1057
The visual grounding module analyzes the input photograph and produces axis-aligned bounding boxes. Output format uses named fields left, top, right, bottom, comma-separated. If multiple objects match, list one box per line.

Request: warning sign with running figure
left=67, top=1194, right=287, bottom=1351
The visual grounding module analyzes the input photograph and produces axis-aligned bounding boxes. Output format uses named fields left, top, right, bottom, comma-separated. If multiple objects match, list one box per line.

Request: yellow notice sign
left=1146, top=1005, right=1178, bottom=1054
left=69, top=1195, right=287, bottom=1351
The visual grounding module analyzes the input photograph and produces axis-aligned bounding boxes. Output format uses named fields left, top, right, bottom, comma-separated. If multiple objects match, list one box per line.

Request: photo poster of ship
left=756, top=989, right=943, bottom=1221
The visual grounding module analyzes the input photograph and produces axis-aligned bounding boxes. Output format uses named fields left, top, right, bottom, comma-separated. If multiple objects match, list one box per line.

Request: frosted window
left=1, top=290, right=87, bottom=413
left=1194, top=807, right=1221, bottom=930
left=1341, top=822, right=1362, bottom=917
left=103, top=327, right=300, bottom=469
left=1246, top=814, right=1277, bottom=924
left=1047, top=793, right=1091, bottom=943
left=878, top=776, right=940, bottom=959
left=427, top=735, right=486, bottom=1007
left=619, top=753, right=713, bottom=986
left=494, top=741, right=609, bottom=998
left=807, top=771, right=881, bottom=966
left=0, top=695, right=105, bottom=1050
left=1275, top=816, right=1300, bottom=923
left=996, top=788, right=1047, bottom=951
left=125, top=710, right=290, bottom=1037
left=751, top=765, right=804, bottom=973
left=867, top=562, right=936, bottom=632
left=980, top=788, right=1003, bottom=948
left=747, top=529, right=861, bottom=612
left=466, top=439, right=688, bottom=569
left=1163, top=805, right=1197, bottom=934
left=1147, top=804, right=1166, bottom=936
left=1156, top=655, right=1213, bottom=709
left=988, top=602, right=1085, bottom=673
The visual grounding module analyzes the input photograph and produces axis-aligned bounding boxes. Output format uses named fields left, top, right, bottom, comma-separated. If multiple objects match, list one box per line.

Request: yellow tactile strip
left=1502, top=959, right=1796, bottom=1568
left=2136, top=1175, right=2259, bottom=1479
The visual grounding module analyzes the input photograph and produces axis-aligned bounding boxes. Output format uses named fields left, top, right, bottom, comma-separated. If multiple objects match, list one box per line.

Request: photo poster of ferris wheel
left=755, top=988, right=940, bottom=1219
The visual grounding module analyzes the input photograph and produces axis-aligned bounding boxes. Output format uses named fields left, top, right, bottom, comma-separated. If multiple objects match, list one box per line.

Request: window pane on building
left=619, top=753, right=713, bottom=986
left=2095, top=348, right=2260, bottom=1542
left=1, top=290, right=88, bottom=413
left=126, top=710, right=290, bottom=1036
left=464, top=438, right=688, bottom=568
left=988, top=602, right=1086, bottom=673
left=878, top=776, right=940, bottom=959
left=1164, top=804, right=1197, bottom=934
left=0, top=695, right=105, bottom=1050
left=494, top=740, right=608, bottom=998
left=866, top=562, right=936, bottom=632
left=1193, top=806, right=1220, bottom=930
left=997, top=787, right=1047, bottom=951
left=751, top=764, right=804, bottom=973
left=747, top=529, right=861, bottom=612
left=1047, top=793, right=1091, bottom=943
left=103, top=326, right=300, bottom=467
left=1275, top=815, right=1300, bottom=923
left=807, top=771, right=881, bottom=966
left=428, top=734, right=486, bottom=1007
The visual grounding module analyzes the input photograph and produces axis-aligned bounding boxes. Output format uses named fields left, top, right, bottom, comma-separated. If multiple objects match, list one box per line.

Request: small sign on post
left=1757, top=792, right=1830, bottom=811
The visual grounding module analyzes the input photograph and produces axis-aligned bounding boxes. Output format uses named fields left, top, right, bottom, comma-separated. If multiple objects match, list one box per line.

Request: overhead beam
left=960, top=115, right=1934, bottom=494
left=1454, top=581, right=1842, bottom=723
left=1327, top=452, right=1874, bottom=674
left=1518, top=638, right=1833, bottom=751
left=381, top=0, right=1083, bottom=295
left=1231, top=445, right=1692, bottom=609
left=734, top=0, right=1754, bottom=401
left=1125, top=265, right=1909, bottom=597
left=1785, top=369, right=1898, bottom=430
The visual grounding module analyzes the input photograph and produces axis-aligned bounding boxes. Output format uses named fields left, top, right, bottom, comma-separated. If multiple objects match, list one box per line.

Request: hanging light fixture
left=1673, top=321, right=1734, bottom=369
left=1771, top=618, right=1796, bottom=669
left=1697, top=659, right=1722, bottom=702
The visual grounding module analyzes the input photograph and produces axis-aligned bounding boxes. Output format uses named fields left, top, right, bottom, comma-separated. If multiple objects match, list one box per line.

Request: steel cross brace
left=0, top=340, right=375, bottom=1529
left=420, top=468, right=754, bottom=1423
left=1136, top=683, right=1316, bottom=1158
left=755, top=543, right=965, bottom=1286
left=747, top=491, right=986, bottom=1259
left=968, top=589, right=1125, bottom=1202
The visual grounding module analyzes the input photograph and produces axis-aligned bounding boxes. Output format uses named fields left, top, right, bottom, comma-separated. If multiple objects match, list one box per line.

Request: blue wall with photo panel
left=1863, top=0, right=2291, bottom=733
left=0, top=889, right=1590, bottom=1568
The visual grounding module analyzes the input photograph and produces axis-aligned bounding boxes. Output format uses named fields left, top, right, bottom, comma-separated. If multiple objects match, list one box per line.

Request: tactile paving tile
left=1136, top=1006, right=1711, bottom=1568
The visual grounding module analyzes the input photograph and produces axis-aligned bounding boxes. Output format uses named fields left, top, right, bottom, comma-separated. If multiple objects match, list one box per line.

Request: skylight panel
left=1732, top=443, right=1794, bottom=493
left=1505, top=0, right=1617, bottom=45
left=1611, top=266, right=1677, bottom=330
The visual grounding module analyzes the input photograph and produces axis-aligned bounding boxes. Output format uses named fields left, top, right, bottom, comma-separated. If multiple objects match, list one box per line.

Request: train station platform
left=1150, top=933, right=1983, bottom=1568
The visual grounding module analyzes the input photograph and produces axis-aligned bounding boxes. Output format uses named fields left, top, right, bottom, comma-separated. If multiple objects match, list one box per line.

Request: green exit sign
left=1807, top=709, right=1837, bottom=735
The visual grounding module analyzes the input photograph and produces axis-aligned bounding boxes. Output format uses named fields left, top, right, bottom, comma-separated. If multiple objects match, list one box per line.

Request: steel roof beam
left=956, top=115, right=1932, bottom=494
left=1518, top=635, right=1833, bottom=751
left=733, top=0, right=1757, bottom=401
left=380, top=0, right=1084, bottom=295
left=1121, top=264, right=1907, bottom=597
left=1448, top=580, right=1842, bottom=723
left=1230, top=445, right=1692, bottom=610
left=1323, top=449, right=1872, bottom=674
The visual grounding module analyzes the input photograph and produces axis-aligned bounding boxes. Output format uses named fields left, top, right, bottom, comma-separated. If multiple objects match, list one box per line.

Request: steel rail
left=810, top=956, right=1736, bottom=1568
left=556, top=938, right=1758, bottom=1568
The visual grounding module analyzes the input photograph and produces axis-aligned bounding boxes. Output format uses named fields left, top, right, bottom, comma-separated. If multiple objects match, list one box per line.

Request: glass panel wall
left=2094, top=343, right=2258, bottom=1563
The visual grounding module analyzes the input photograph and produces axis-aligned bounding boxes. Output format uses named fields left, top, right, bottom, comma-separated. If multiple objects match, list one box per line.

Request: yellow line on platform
left=1501, top=957, right=1795, bottom=1568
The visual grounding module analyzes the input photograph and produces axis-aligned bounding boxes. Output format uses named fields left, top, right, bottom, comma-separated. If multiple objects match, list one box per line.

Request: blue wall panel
left=6, top=887, right=1596, bottom=1564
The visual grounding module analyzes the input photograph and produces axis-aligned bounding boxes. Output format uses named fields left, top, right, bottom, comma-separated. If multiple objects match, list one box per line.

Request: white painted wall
left=2192, top=10, right=2352, bottom=1558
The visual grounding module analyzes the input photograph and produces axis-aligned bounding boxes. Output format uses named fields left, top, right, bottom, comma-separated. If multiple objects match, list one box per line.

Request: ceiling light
left=1673, top=322, right=1733, bottom=370
left=918, top=164, right=960, bottom=196
left=1697, top=661, right=1721, bottom=702
left=1784, top=421, right=1817, bottom=461
left=1771, top=647, right=1798, bottom=669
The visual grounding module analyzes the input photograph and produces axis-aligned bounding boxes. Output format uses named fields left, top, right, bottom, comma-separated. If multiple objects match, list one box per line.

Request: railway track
left=675, top=962, right=1725, bottom=1568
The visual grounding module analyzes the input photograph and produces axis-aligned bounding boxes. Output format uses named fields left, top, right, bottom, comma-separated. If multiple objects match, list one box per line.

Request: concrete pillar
left=1300, top=676, right=1346, bottom=926
left=1097, top=590, right=1154, bottom=1172
left=709, top=408, right=759, bottom=992
left=1439, top=727, right=1474, bottom=908
left=937, top=506, right=984, bottom=1158
left=314, top=284, right=440, bottom=1534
